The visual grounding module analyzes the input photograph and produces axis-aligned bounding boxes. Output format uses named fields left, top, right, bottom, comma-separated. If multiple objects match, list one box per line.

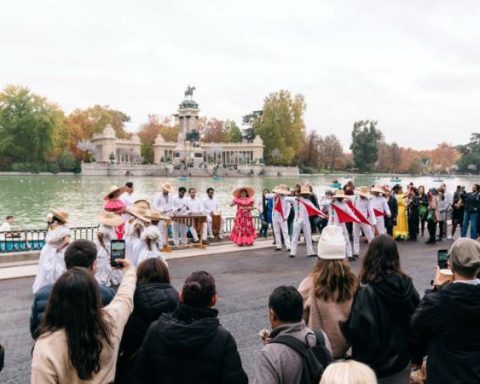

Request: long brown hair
left=137, top=258, right=170, bottom=286
left=310, top=259, right=359, bottom=302
left=38, top=268, right=113, bottom=380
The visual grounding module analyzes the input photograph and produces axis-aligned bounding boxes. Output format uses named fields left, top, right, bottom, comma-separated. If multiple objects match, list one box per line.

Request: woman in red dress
left=230, top=187, right=256, bottom=246
left=103, top=186, right=127, bottom=239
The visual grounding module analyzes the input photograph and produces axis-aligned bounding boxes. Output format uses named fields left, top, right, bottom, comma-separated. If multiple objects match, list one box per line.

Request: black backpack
left=272, top=330, right=332, bottom=384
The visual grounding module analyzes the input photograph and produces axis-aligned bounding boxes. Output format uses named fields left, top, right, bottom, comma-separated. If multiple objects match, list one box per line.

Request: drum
left=212, top=213, right=222, bottom=237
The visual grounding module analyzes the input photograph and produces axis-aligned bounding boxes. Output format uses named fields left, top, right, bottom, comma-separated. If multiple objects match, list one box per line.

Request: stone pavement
left=0, top=237, right=451, bottom=383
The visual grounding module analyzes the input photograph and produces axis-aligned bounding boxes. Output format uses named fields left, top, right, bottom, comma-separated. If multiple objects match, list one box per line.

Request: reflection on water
left=0, top=175, right=475, bottom=229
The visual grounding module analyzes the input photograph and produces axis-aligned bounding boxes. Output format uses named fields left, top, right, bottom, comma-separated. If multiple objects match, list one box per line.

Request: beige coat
left=31, top=266, right=137, bottom=384
left=298, top=275, right=353, bottom=359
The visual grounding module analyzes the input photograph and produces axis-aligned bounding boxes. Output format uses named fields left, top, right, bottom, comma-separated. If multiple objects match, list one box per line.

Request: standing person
left=115, top=259, right=178, bottom=384
left=103, top=186, right=127, bottom=240
left=384, top=186, right=398, bottom=237
left=203, top=187, right=225, bottom=240
left=230, top=187, right=256, bottom=246
left=461, top=184, right=480, bottom=239
left=426, top=189, right=440, bottom=244
left=345, top=235, right=420, bottom=383
left=269, top=185, right=292, bottom=252
left=308, top=184, right=322, bottom=234
left=32, top=209, right=71, bottom=294
left=370, top=186, right=391, bottom=235
left=120, top=182, right=135, bottom=209
left=343, top=180, right=355, bottom=241
left=298, top=226, right=359, bottom=359
left=186, top=187, right=208, bottom=245
left=328, top=190, right=357, bottom=261
left=125, top=204, right=150, bottom=266
left=172, top=187, right=188, bottom=246
left=0, top=215, right=14, bottom=233
left=153, top=182, right=174, bottom=245
left=417, top=186, right=429, bottom=237
left=135, top=271, right=248, bottom=384
left=31, top=258, right=136, bottom=383
left=450, top=185, right=465, bottom=239
left=406, top=187, right=419, bottom=241
left=258, top=189, right=273, bottom=238
left=351, top=187, right=376, bottom=260
left=410, top=238, right=480, bottom=384
left=393, top=185, right=409, bottom=240
left=437, top=189, right=449, bottom=241
left=137, top=211, right=166, bottom=265
left=286, top=185, right=318, bottom=258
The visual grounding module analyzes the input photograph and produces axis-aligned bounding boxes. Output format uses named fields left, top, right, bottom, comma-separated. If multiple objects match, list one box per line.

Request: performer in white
left=172, top=187, right=188, bottom=246
left=120, top=182, right=135, bottom=208
left=351, top=186, right=375, bottom=259
left=267, top=184, right=292, bottom=251
left=137, top=210, right=167, bottom=265
left=370, top=185, right=392, bottom=235
left=32, top=209, right=71, bottom=294
left=186, top=187, right=208, bottom=244
left=203, top=187, right=224, bottom=239
left=328, top=190, right=357, bottom=260
left=285, top=185, right=316, bottom=258
left=125, top=202, right=150, bottom=265
left=153, top=182, right=174, bottom=243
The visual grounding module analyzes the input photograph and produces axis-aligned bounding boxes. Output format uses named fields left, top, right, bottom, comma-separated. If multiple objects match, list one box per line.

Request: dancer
left=120, top=182, right=135, bottom=208
left=103, top=186, right=127, bottom=240
left=125, top=203, right=150, bottom=266
left=269, top=184, right=292, bottom=251
left=185, top=188, right=208, bottom=244
left=137, top=211, right=167, bottom=265
left=172, top=187, right=188, bottom=246
left=153, top=182, right=174, bottom=244
left=32, top=209, right=71, bottom=294
left=392, top=185, right=409, bottom=240
left=370, top=185, right=391, bottom=235
left=203, top=187, right=225, bottom=240
left=230, top=187, right=256, bottom=246
left=349, top=186, right=375, bottom=260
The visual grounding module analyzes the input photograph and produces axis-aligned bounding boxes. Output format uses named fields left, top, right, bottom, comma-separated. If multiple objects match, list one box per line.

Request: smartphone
left=437, top=249, right=449, bottom=269
left=110, top=240, right=125, bottom=268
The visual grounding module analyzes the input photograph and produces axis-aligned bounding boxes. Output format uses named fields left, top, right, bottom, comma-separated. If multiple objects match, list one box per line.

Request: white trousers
left=290, top=219, right=314, bottom=256
left=172, top=222, right=187, bottom=245
left=353, top=222, right=374, bottom=255
left=190, top=223, right=207, bottom=242
left=206, top=216, right=225, bottom=237
left=157, top=222, right=167, bottom=248
left=273, top=218, right=291, bottom=249
left=334, top=223, right=353, bottom=258
left=375, top=217, right=386, bottom=235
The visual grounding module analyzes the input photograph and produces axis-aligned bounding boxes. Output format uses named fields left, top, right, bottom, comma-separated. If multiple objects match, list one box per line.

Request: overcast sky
left=1, top=0, right=478, bottom=150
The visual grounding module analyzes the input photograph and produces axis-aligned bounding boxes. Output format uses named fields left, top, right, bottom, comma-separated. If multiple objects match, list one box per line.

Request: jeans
left=461, top=211, right=478, bottom=239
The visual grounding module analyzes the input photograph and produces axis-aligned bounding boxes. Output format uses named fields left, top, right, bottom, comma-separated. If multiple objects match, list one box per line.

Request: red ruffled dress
left=103, top=199, right=126, bottom=239
left=230, top=197, right=256, bottom=246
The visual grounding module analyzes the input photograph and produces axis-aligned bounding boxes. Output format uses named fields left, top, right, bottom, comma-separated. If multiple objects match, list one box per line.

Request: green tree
left=350, top=120, right=382, bottom=173
left=225, top=120, right=243, bottom=143
left=457, top=133, right=480, bottom=173
left=253, top=90, right=306, bottom=165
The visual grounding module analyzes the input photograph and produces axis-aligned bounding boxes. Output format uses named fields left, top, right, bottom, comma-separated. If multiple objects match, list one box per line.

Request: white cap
left=317, top=225, right=346, bottom=260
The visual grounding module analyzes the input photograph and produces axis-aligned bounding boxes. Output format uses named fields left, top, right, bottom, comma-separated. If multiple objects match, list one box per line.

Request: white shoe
left=218, top=234, right=223, bottom=240
left=447, top=235, right=453, bottom=240
left=208, top=235, right=214, bottom=239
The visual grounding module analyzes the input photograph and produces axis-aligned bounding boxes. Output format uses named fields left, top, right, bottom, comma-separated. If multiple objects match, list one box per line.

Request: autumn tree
left=137, top=115, right=179, bottom=163
left=201, top=118, right=226, bottom=143
left=350, top=120, right=382, bottom=173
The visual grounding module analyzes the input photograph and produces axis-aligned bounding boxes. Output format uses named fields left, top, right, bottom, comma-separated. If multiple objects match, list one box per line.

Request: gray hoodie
left=253, top=321, right=332, bottom=384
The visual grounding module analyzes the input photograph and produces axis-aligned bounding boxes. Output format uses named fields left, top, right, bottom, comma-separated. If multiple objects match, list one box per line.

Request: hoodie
left=411, top=282, right=480, bottom=384
left=135, top=303, right=248, bottom=384
left=345, top=273, right=420, bottom=378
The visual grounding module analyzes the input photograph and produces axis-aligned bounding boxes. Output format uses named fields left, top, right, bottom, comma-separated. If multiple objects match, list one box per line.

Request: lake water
left=0, top=174, right=476, bottom=228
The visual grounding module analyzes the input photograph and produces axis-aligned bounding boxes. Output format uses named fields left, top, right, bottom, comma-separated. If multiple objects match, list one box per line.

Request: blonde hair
left=320, top=360, right=377, bottom=384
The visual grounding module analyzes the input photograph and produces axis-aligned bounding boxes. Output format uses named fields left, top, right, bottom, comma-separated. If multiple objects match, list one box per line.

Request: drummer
left=172, top=187, right=188, bottom=246
left=203, top=187, right=224, bottom=240
left=186, top=187, right=208, bottom=245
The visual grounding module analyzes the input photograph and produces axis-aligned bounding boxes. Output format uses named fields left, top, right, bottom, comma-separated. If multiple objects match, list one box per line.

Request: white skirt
left=32, top=244, right=66, bottom=294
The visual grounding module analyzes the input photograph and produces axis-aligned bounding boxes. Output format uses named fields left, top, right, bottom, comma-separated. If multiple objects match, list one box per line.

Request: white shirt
left=186, top=197, right=204, bottom=214
left=0, top=222, right=11, bottom=232
left=371, top=195, right=391, bottom=217
left=328, top=200, right=356, bottom=225
left=266, top=194, right=291, bottom=220
left=285, top=196, right=310, bottom=222
left=203, top=197, right=221, bottom=215
left=153, top=193, right=173, bottom=216
left=173, top=195, right=188, bottom=215
left=353, top=196, right=376, bottom=225
left=120, top=193, right=135, bottom=208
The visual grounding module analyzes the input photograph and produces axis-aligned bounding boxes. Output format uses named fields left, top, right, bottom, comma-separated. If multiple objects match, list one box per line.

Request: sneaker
left=275, top=248, right=282, bottom=252
left=289, top=254, right=295, bottom=258
left=218, top=234, right=223, bottom=240
left=447, top=235, right=453, bottom=240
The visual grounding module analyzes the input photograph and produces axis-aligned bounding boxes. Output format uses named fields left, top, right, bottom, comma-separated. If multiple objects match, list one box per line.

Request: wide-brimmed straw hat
left=98, top=211, right=124, bottom=227
left=317, top=225, right=346, bottom=260
left=145, top=209, right=169, bottom=222
left=133, top=199, right=150, bottom=210
left=356, top=186, right=371, bottom=199
left=233, top=187, right=255, bottom=198
left=370, top=185, right=386, bottom=195
left=161, top=182, right=174, bottom=193
left=103, top=185, right=126, bottom=201
left=300, top=185, right=313, bottom=196
left=332, top=190, right=346, bottom=199
left=272, top=184, right=291, bottom=195
left=126, top=206, right=151, bottom=223
left=50, top=208, right=69, bottom=223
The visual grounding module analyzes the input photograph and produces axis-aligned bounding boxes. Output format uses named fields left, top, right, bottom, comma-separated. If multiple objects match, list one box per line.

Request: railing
left=0, top=217, right=264, bottom=253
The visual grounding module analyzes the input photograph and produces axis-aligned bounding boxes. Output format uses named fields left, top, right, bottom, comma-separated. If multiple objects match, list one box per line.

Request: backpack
left=272, top=330, right=332, bottom=384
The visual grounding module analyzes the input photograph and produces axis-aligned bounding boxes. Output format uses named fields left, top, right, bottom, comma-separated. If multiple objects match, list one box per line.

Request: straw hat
left=233, top=187, right=255, bottom=198
left=370, top=185, right=386, bottom=195
left=50, top=208, right=69, bottom=223
left=133, top=199, right=150, bottom=210
left=317, top=225, right=346, bottom=260
left=332, top=190, right=346, bottom=199
left=161, top=182, right=174, bottom=193
left=103, top=185, right=126, bottom=201
left=272, top=184, right=291, bottom=195
left=356, top=186, right=371, bottom=199
left=125, top=206, right=151, bottom=223
left=98, top=211, right=124, bottom=227
left=300, top=185, right=313, bottom=196
left=145, top=209, right=169, bottom=222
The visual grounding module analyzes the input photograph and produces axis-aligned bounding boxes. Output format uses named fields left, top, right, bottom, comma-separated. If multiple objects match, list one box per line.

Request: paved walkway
left=0, top=237, right=451, bottom=383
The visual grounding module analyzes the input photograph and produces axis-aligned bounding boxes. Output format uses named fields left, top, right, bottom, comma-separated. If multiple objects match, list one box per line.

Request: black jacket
left=411, top=282, right=480, bottom=384
left=135, top=303, right=248, bottom=384
left=385, top=195, right=398, bottom=228
left=345, top=273, right=420, bottom=378
left=30, top=282, right=115, bottom=338
left=464, top=192, right=480, bottom=213
left=115, top=282, right=179, bottom=384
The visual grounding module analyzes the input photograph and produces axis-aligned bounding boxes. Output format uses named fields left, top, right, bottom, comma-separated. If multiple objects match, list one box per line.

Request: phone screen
left=437, top=249, right=449, bottom=269
left=111, top=240, right=125, bottom=268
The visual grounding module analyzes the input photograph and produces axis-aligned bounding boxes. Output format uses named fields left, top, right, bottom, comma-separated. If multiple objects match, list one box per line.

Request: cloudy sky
left=1, top=0, right=478, bottom=150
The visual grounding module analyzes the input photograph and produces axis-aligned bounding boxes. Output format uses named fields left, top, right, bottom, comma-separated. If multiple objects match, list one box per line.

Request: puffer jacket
left=115, top=282, right=178, bottom=384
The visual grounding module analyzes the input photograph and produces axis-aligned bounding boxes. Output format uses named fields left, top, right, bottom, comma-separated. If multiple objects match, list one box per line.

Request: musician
left=185, top=188, right=208, bottom=244
left=203, top=187, right=224, bottom=240
left=370, top=185, right=391, bottom=235
left=153, top=182, right=174, bottom=244
left=172, top=187, right=188, bottom=246
left=351, top=186, right=375, bottom=260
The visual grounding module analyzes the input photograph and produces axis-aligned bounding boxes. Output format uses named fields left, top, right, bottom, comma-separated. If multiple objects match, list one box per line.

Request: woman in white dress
left=125, top=203, right=151, bottom=266
left=94, top=211, right=124, bottom=286
left=32, top=209, right=71, bottom=294
left=136, top=210, right=167, bottom=265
